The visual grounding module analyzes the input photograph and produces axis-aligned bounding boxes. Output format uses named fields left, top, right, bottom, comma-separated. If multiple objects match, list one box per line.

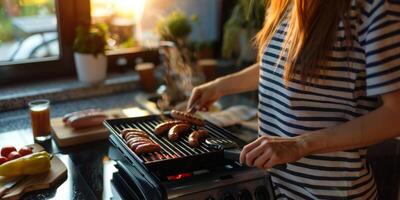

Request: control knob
left=254, top=186, right=269, bottom=200
left=222, top=192, right=235, bottom=200
left=238, top=189, right=253, bottom=200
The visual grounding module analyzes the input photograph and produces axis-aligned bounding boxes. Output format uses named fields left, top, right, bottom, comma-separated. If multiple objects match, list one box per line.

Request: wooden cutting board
left=51, top=108, right=125, bottom=147
left=0, top=144, right=67, bottom=200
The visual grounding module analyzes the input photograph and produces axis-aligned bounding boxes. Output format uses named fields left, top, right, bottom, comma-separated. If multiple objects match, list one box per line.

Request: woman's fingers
left=199, top=93, right=211, bottom=109
left=187, top=88, right=201, bottom=110
left=188, top=87, right=213, bottom=111
left=240, top=137, right=263, bottom=164
left=263, top=155, right=280, bottom=169
left=253, top=148, right=272, bottom=169
left=245, top=140, right=269, bottom=166
left=239, top=135, right=305, bottom=169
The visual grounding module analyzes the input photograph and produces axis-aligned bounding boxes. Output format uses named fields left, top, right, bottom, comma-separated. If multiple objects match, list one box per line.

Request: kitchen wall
left=138, top=0, right=221, bottom=45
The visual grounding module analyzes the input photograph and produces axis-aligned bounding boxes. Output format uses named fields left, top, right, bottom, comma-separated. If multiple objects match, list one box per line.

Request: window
left=90, top=0, right=220, bottom=50
left=138, top=0, right=220, bottom=46
left=0, top=0, right=220, bottom=84
left=89, top=0, right=219, bottom=70
left=0, top=0, right=76, bottom=83
left=0, top=0, right=60, bottom=63
left=90, top=0, right=145, bottom=50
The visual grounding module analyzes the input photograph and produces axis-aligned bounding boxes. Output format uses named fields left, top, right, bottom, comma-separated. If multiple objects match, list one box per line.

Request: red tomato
left=7, top=151, right=21, bottom=160
left=18, top=146, right=33, bottom=156
left=1, top=146, right=17, bottom=157
left=0, top=156, right=8, bottom=165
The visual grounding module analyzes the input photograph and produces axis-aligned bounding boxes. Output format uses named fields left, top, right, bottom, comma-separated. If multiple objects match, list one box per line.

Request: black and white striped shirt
left=259, top=0, right=400, bottom=199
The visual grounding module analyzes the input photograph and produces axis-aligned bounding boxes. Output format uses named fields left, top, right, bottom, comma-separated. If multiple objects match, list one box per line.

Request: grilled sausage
left=121, top=128, right=146, bottom=138
left=62, top=108, right=102, bottom=123
left=126, top=137, right=152, bottom=144
left=126, top=136, right=152, bottom=146
left=135, top=143, right=161, bottom=154
left=170, top=110, right=205, bottom=126
left=126, top=139, right=152, bottom=148
left=130, top=141, right=151, bottom=151
left=66, top=113, right=107, bottom=130
left=154, top=120, right=186, bottom=136
left=124, top=132, right=149, bottom=140
left=168, top=124, right=191, bottom=141
left=188, top=130, right=209, bottom=147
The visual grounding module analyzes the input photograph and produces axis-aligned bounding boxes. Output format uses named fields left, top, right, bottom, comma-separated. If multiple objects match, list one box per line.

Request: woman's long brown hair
left=255, top=0, right=352, bottom=84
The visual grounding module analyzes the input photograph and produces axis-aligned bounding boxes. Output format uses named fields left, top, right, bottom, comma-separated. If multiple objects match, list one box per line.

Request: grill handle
left=224, top=148, right=287, bottom=170
left=224, top=148, right=242, bottom=163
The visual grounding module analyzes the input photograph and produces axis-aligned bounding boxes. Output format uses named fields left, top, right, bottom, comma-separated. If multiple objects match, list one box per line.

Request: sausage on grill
left=126, top=137, right=152, bottom=145
left=188, top=130, right=209, bottom=147
left=135, top=143, right=161, bottom=154
left=127, top=140, right=143, bottom=149
left=121, top=128, right=147, bottom=138
left=130, top=141, right=150, bottom=151
left=170, top=110, right=205, bottom=126
left=124, top=132, right=149, bottom=140
left=154, top=120, right=186, bottom=136
left=168, top=124, right=192, bottom=141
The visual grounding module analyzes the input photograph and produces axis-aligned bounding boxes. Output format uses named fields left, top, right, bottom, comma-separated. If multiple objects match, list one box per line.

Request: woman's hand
left=187, top=63, right=260, bottom=111
left=239, top=135, right=308, bottom=169
left=187, top=79, right=225, bottom=111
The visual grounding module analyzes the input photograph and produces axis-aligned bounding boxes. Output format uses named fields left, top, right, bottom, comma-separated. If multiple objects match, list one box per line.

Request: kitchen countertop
left=0, top=72, right=141, bottom=112
left=0, top=91, right=144, bottom=199
left=0, top=90, right=399, bottom=199
left=0, top=92, right=140, bottom=133
left=0, top=129, right=123, bottom=199
left=0, top=90, right=260, bottom=199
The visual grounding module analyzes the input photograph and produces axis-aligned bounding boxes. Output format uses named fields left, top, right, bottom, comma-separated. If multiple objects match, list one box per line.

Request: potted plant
left=73, top=24, right=108, bottom=84
left=222, top=0, right=266, bottom=63
left=156, top=11, right=193, bottom=43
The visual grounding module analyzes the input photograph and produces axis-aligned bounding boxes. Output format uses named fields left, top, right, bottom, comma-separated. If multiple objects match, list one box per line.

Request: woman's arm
left=240, top=90, right=400, bottom=169
left=301, top=90, right=400, bottom=154
left=216, top=63, right=260, bottom=95
left=187, top=63, right=260, bottom=109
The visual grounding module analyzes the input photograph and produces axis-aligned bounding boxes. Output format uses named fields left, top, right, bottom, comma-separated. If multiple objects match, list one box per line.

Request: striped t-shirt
left=258, top=0, right=400, bottom=199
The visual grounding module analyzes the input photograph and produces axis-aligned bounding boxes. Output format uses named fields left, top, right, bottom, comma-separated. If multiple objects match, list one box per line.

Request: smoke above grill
left=157, top=41, right=205, bottom=113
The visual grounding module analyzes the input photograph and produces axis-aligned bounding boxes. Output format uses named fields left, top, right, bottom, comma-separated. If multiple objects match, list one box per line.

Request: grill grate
left=109, top=116, right=235, bottom=163
left=105, top=114, right=243, bottom=174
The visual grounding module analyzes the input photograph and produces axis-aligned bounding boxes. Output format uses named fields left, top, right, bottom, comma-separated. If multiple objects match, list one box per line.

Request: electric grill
left=105, top=113, right=274, bottom=200
left=104, top=114, right=246, bottom=175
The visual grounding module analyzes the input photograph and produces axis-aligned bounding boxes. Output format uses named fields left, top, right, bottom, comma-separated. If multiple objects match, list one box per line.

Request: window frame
left=0, top=0, right=235, bottom=85
left=0, top=0, right=83, bottom=84
left=0, top=0, right=159, bottom=84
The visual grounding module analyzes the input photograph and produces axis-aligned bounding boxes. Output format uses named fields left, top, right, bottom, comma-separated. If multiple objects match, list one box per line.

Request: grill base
left=107, top=114, right=275, bottom=200
left=111, top=153, right=275, bottom=200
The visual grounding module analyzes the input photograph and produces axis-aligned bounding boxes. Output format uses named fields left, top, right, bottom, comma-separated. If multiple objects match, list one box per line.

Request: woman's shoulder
left=354, top=0, right=400, bottom=37
left=355, top=0, right=400, bottom=17
left=354, top=0, right=400, bottom=97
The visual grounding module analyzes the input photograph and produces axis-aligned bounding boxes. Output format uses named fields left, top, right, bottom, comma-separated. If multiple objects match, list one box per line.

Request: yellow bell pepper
left=0, top=151, right=51, bottom=177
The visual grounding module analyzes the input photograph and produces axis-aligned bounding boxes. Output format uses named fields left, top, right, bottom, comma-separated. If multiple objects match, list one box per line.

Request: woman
left=188, top=0, right=400, bottom=199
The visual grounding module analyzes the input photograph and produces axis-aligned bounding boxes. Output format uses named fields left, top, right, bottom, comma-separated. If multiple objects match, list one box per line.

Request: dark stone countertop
left=0, top=90, right=260, bottom=200
left=0, top=72, right=140, bottom=112
left=0, top=91, right=144, bottom=199
left=0, top=89, right=399, bottom=199
left=0, top=92, right=140, bottom=133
